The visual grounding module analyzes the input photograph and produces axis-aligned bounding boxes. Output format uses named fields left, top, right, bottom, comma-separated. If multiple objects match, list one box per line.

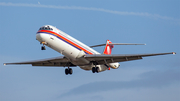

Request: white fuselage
left=36, top=25, right=119, bottom=72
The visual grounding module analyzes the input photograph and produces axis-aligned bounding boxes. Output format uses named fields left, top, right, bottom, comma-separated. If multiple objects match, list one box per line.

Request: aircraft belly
left=79, top=65, right=92, bottom=70
left=71, top=59, right=90, bottom=66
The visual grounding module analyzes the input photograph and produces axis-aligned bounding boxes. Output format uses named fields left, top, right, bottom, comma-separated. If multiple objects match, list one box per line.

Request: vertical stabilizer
left=103, top=40, right=114, bottom=54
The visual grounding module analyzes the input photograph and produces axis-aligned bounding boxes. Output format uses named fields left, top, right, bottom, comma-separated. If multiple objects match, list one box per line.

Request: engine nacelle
left=108, top=62, right=120, bottom=69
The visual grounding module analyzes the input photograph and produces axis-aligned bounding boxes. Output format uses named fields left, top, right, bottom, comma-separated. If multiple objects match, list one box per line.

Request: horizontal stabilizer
left=90, top=43, right=146, bottom=48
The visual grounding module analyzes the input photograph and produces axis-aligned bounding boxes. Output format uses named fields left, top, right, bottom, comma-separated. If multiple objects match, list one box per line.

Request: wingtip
left=172, top=52, right=176, bottom=55
left=3, top=63, right=6, bottom=66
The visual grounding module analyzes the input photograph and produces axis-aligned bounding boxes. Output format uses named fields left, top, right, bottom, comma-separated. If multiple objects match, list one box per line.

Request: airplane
left=4, top=25, right=176, bottom=75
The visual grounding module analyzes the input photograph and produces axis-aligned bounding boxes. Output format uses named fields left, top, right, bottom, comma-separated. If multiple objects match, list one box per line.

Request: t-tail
left=103, top=40, right=114, bottom=55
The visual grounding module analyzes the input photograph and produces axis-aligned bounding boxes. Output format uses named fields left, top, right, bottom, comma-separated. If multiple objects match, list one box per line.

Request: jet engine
left=108, top=62, right=120, bottom=69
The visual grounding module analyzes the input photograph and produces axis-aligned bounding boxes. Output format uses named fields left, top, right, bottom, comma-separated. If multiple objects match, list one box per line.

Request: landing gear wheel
left=65, top=68, right=73, bottom=75
left=92, top=67, right=100, bottom=73
left=41, top=46, right=46, bottom=50
left=65, top=68, right=69, bottom=75
left=96, top=67, right=99, bottom=73
left=69, top=68, right=73, bottom=75
left=92, top=67, right=96, bottom=73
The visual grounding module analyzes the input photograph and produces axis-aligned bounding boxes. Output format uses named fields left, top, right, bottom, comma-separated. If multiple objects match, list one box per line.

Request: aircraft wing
left=4, top=56, right=76, bottom=67
left=4, top=52, right=175, bottom=67
left=84, top=52, right=176, bottom=65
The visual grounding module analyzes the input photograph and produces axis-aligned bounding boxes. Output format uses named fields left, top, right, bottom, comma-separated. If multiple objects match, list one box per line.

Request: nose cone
left=36, top=33, right=42, bottom=42
left=36, top=32, right=50, bottom=43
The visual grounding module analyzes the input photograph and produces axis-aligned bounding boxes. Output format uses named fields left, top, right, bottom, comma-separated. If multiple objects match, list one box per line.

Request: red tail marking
left=103, top=40, right=114, bottom=55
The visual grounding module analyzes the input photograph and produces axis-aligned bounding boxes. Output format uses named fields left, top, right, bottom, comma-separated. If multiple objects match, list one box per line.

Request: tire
left=96, top=67, right=99, bottom=73
left=41, top=46, right=46, bottom=50
left=69, top=68, right=73, bottom=75
left=92, top=67, right=96, bottom=73
left=65, top=68, right=69, bottom=75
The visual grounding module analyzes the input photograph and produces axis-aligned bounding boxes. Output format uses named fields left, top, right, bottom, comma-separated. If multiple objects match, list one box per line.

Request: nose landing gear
left=41, top=42, right=47, bottom=50
left=41, top=46, right=46, bottom=50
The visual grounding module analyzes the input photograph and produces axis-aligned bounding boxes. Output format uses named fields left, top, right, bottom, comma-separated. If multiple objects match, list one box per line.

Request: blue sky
left=0, top=0, right=179, bottom=101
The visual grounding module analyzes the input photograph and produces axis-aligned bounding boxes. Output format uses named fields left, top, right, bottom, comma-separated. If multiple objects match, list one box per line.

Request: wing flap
left=92, top=56, right=142, bottom=64
left=84, top=52, right=175, bottom=65
left=32, top=62, right=76, bottom=67
left=4, top=56, right=76, bottom=67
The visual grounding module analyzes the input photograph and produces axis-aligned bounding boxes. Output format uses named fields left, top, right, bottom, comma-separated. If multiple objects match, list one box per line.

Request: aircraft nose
left=36, top=33, right=43, bottom=42
left=36, top=32, right=49, bottom=43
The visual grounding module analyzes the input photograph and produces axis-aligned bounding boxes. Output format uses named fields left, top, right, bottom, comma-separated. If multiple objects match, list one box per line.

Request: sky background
left=0, top=0, right=180, bottom=101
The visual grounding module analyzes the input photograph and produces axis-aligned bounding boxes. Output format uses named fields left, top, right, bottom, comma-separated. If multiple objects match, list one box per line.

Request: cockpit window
left=39, top=26, right=53, bottom=31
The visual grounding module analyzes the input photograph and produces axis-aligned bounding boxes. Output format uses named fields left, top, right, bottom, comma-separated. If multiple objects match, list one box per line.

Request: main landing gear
left=65, top=68, right=73, bottom=75
left=92, top=67, right=99, bottom=73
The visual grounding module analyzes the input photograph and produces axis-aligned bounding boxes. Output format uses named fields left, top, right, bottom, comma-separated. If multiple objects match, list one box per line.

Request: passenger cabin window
left=39, top=26, right=53, bottom=31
